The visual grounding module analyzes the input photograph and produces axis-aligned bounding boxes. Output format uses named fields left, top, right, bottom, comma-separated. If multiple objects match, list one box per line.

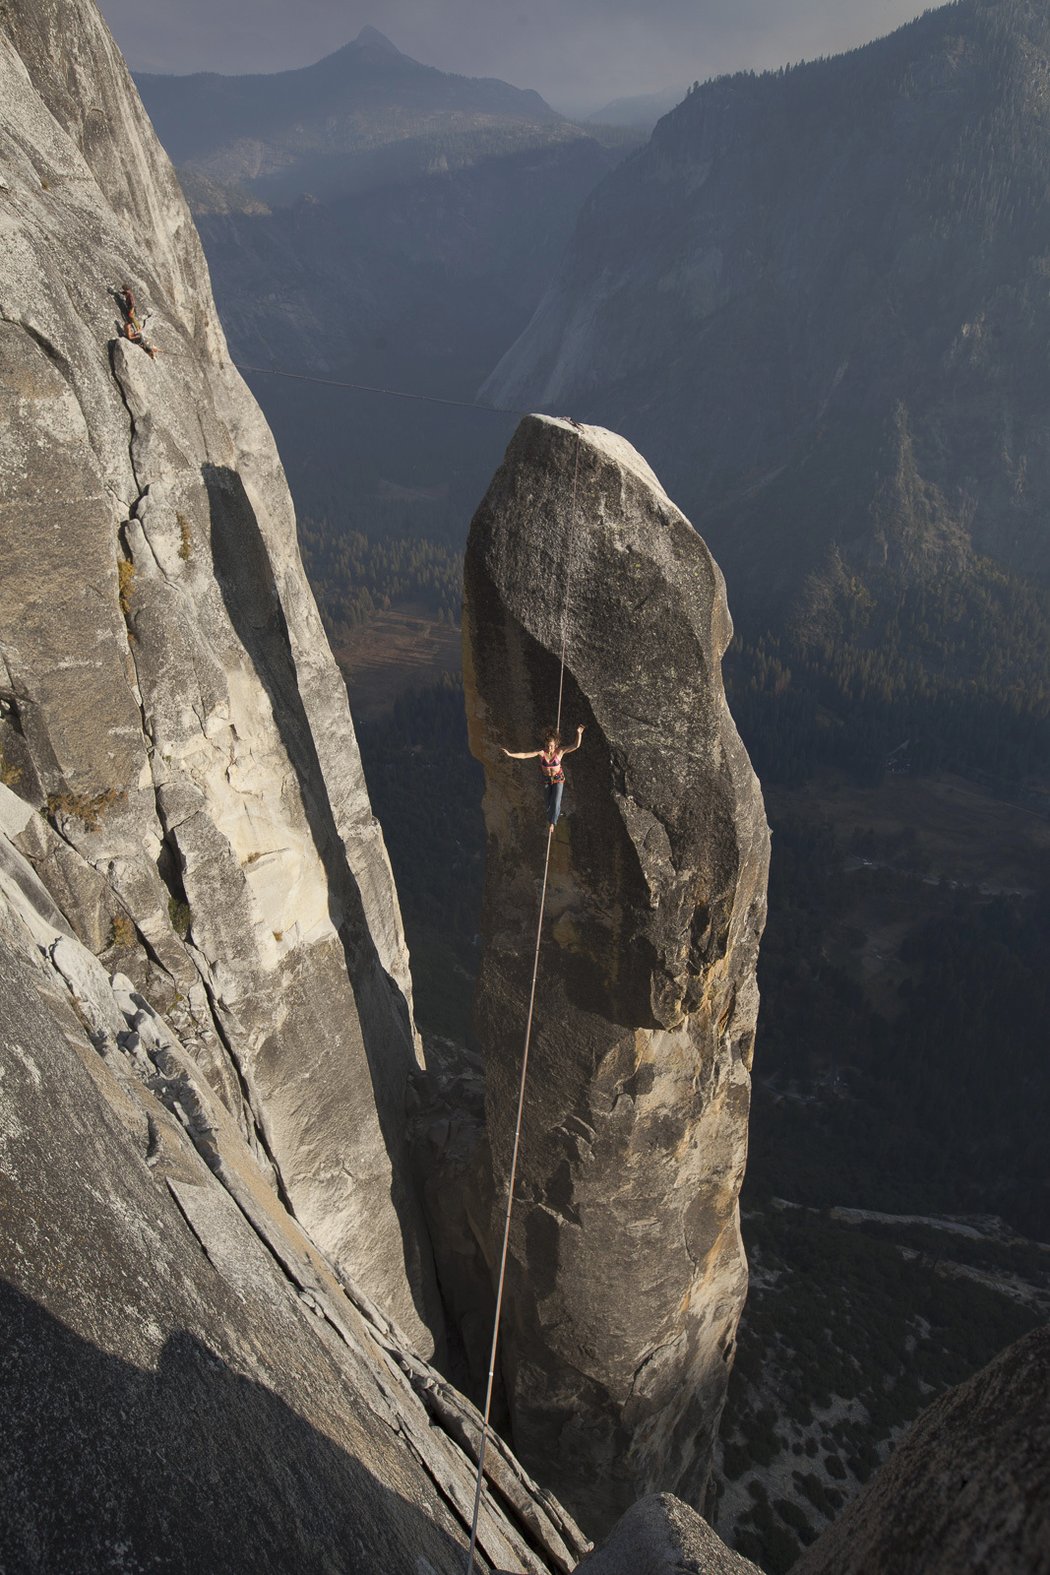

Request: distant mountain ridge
left=483, top=0, right=1050, bottom=619
left=587, top=87, right=687, bottom=130
left=137, top=26, right=564, bottom=197
left=137, top=27, right=638, bottom=530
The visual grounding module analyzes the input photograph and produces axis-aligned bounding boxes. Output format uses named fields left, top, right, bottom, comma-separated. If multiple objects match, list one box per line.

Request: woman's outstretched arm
left=502, top=746, right=542, bottom=759
left=560, top=724, right=587, bottom=757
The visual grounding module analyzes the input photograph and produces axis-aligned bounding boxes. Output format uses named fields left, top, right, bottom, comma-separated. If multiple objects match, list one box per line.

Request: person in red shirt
left=502, top=724, right=585, bottom=828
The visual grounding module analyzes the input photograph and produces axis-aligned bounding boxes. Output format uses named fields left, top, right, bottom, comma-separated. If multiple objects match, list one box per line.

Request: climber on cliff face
left=115, top=284, right=160, bottom=359
left=501, top=725, right=585, bottom=829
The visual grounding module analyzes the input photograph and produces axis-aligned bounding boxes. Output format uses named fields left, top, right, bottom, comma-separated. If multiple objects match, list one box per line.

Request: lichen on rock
left=462, top=414, right=770, bottom=1531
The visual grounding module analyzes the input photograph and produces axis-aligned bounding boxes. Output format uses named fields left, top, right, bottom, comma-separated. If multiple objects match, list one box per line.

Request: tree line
left=299, top=521, right=462, bottom=645
left=726, top=557, right=1050, bottom=790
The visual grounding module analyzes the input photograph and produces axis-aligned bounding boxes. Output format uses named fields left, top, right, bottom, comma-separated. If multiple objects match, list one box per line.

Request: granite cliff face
left=0, top=0, right=438, bottom=1350
left=0, top=4, right=594, bottom=1564
left=0, top=783, right=589, bottom=1574
left=3, top=5, right=1045, bottom=1569
left=461, top=416, right=770, bottom=1532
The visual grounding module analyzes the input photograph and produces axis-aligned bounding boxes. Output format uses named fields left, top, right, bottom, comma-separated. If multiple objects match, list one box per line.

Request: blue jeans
left=545, top=779, right=564, bottom=825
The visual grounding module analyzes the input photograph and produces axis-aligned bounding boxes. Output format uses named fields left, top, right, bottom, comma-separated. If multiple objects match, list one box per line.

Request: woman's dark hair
left=542, top=731, right=562, bottom=751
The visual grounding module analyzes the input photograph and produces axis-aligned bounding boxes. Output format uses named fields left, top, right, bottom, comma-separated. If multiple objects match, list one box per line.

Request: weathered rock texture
left=0, top=0, right=439, bottom=1348
left=796, top=1322, right=1050, bottom=1575
left=0, top=785, right=589, bottom=1573
left=462, top=415, right=770, bottom=1532
left=576, top=1494, right=763, bottom=1575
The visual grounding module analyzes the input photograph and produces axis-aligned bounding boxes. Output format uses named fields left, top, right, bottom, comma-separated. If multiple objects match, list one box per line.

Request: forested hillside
left=485, top=0, right=1050, bottom=614
left=726, top=555, right=1050, bottom=789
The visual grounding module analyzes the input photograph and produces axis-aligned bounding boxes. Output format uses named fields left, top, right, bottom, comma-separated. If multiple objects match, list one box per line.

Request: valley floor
left=337, top=604, right=462, bottom=720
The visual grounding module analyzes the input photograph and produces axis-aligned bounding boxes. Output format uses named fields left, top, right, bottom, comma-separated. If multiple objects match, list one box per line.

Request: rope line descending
left=232, top=360, right=528, bottom=418
left=465, top=422, right=584, bottom=1574
left=464, top=822, right=555, bottom=1571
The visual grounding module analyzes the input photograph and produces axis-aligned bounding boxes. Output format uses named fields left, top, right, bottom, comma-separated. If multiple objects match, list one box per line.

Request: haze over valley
left=3, top=1, right=1049, bottom=1572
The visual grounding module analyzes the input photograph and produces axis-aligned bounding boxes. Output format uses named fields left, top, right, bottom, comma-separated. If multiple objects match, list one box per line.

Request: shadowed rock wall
left=462, top=415, right=769, bottom=1532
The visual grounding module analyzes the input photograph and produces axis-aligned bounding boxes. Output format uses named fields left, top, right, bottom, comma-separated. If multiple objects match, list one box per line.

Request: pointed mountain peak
left=351, top=26, right=403, bottom=57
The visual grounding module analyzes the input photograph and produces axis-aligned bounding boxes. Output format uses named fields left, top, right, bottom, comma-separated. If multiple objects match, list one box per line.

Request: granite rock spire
left=462, top=414, right=770, bottom=1531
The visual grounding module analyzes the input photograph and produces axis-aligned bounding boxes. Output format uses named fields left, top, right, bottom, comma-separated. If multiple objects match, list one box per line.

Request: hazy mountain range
left=140, top=25, right=565, bottom=201
left=586, top=87, right=688, bottom=130
left=136, top=29, right=639, bottom=529
left=485, top=0, right=1050, bottom=625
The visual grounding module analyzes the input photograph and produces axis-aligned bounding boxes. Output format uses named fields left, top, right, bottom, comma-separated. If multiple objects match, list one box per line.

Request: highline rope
left=464, top=422, right=584, bottom=1573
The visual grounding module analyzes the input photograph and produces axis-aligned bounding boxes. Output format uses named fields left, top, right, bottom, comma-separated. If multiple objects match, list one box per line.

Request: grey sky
left=98, top=0, right=932, bottom=113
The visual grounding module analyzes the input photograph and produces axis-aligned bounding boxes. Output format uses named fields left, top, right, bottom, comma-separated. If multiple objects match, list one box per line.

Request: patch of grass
left=177, top=513, right=192, bottom=561
left=109, top=913, right=136, bottom=949
left=47, top=787, right=125, bottom=831
left=168, top=897, right=191, bottom=939
left=117, top=558, right=135, bottom=616
left=0, top=748, right=22, bottom=787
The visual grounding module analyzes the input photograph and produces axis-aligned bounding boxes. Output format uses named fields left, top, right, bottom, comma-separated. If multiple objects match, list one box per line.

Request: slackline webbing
left=464, top=423, right=583, bottom=1573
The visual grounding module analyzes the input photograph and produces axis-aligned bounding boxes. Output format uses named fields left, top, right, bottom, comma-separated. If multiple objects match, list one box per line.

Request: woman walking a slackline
left=501, top=725, right=585, bottom=827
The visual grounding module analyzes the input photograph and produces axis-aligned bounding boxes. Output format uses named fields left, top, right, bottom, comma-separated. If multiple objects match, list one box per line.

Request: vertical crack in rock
left=107, top=339, right=146, bottom=501
left=107, top=350, right=269, bottom=1157
left=462, top=415, right=770, bottom=1533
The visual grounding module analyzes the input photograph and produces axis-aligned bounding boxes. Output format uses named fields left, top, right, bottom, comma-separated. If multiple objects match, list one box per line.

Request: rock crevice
left=0, top=783, right=590, bottom=1572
